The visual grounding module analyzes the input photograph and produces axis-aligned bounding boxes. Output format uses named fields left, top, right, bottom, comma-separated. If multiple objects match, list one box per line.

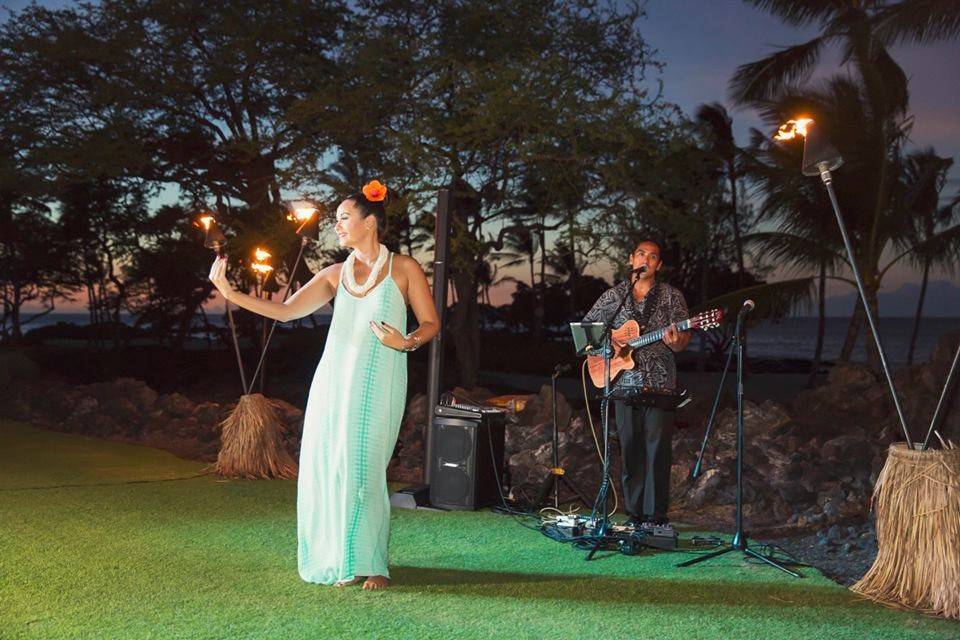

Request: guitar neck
left=629, top=318, right=692, bottom=349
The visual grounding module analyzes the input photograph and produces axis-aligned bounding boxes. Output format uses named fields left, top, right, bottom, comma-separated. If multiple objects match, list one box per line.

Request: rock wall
left=5, top=331, right=956, bottom=535
left=5, top=377, right=304, bottom=463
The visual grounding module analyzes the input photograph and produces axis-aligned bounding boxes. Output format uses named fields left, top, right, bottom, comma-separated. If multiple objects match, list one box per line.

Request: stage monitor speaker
left=429, top=407, right=505, bottom=510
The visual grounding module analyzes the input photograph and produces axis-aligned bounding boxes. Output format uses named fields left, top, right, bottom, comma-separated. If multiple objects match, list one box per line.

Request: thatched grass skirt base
left=213, top=393, right=298, bottom=480
left=851, top=443, right=960, bottom=619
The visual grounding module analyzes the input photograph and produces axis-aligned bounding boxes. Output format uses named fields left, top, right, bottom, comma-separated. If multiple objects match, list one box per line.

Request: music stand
left=570, top=322, right=607, bottom=357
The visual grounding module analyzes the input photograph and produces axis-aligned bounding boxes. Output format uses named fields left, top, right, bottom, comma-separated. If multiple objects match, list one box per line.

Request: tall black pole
left=733, top=315, right=745, bottom=549
left=424, top=189, right=451, bottom=485
left=819, top=169, right=914, bottom=448
left=551, top=371, right=560, bottom=508
left=921, top=339, right=960, bottom=450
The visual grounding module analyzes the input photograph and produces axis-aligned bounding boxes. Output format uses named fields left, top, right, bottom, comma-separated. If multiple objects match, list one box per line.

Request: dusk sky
left=7, top=0, right=959, bottom=311
left=639, top=0, right=960, bottom=299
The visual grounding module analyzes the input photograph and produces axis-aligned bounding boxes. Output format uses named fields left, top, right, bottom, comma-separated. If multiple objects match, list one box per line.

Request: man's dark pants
left=614, top=400, right=674, bottom=522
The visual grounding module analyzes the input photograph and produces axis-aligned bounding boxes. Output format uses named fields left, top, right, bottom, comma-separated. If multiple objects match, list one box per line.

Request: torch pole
left=921, top=339, right=960, bottom=450
left=819, top=167, right=914, bottom=448
left=225, top=300, right=248, bottom=395
left=246, top=238, right=308, bottom=395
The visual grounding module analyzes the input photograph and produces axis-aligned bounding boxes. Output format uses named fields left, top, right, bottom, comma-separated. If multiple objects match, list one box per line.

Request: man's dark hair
left=632, top=238, right=665, bottom=256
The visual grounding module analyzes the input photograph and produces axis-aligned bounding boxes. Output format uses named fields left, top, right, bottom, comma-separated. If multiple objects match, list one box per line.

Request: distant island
left=821, top=281, right=960, bottom=317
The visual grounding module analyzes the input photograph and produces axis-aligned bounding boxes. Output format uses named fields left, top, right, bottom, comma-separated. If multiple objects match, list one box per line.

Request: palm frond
left=730, top=35, right=828, bottom=104
left=696, top=277, right=816, bottom=322
left=742, top=0, right=840, bottom=27
left=875, top=0, right=960, bottom=45
left=694, top=102, right=734, bottom=147
left=868, top=46, right=910, bottom=116
left=743, top=231, right=846, bottom=271
left=885, top=222, right=960, bottom=277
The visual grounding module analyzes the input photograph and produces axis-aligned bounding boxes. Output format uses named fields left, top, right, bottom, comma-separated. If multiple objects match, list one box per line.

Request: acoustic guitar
left=586, top=309, right=723, bottom=387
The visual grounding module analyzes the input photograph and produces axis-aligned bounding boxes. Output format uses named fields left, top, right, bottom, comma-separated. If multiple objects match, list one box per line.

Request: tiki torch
left=247, top=200, right=320, bottom=393
left=198, top=214, right=248, bottom=393
left=251, top=247, right=274, bottom=298
left=249, top=249, right=275, bottom=395
left=775, top=118, right=914, bottom=447
left=199, top=214, right=227, bottom=254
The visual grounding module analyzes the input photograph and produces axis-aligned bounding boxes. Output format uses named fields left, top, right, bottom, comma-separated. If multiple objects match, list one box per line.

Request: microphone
left=629, top=265, right=648, bottom=276
left=739, top=299, right=756, bottom=316
left=554, top=363, right=572, bottom=374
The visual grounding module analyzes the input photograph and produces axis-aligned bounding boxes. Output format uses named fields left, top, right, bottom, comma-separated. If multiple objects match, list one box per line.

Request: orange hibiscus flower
left=362, top=180, right=388, bottom=202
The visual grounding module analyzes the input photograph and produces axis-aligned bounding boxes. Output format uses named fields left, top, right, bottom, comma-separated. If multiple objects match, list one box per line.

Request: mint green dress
left=297, top=254, right=407, bottom=584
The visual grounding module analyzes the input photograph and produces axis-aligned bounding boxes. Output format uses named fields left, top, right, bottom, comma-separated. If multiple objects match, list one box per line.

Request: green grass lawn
left=2, top=420, right=956, bottom=640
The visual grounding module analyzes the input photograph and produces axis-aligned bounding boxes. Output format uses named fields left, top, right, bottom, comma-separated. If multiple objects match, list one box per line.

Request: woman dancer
left=208, top=180, right=439, bottom=590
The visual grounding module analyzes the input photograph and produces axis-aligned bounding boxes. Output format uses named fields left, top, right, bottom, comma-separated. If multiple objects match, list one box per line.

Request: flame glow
left=293, top=206, right=316, bottom=221
left=253, top=248, right=272, bottom=262
left=774, top=118, right=814, bottom=141
left=286, top=201, right=318, bottom=225
left=251, top=262, right=274, bottom=275
left=198, top=215, right=215, bottom=230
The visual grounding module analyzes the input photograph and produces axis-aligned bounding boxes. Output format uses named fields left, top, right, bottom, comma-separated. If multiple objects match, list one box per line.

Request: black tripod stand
left=532, top=364, right=592, bottom=510
left=677, top=300, right=802, bottom=578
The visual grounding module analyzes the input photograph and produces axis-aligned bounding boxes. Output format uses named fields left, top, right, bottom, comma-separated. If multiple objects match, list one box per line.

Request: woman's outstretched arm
left=208, top=256, right=339, bottom=323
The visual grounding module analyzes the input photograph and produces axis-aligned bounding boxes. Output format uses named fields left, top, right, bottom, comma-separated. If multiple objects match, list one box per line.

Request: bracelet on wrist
left=402, top=333, right=422, bottom=352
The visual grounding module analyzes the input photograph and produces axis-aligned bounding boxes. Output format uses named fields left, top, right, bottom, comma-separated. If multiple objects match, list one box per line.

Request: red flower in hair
left=362, top=180, right=387, bottom=202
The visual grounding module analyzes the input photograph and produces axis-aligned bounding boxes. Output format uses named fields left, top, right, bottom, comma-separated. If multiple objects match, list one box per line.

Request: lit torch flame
left=774, top=118, right=814, bottom=141
left=251, top=262, right=274, bottom=275
left=253, top=247, right=272, bottom=262
left=289, top=206, right=316, bottom=222
left=198, top=215, right=215, bottom=230
left=286, top=201, right=318, bottom=235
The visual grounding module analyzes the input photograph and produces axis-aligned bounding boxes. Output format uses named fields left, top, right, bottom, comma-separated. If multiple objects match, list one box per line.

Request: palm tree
left=744, top=124, right=849, bottom=386
left=695, top=103, right=747, bottom=286
left=894, top=149, right=959, bottom=363
left=491, top=222, right=538, bottom=294
left=731, top=2, right=908, bottom=115
left=732, top=1, right=911, bottom=366
left=745, top=75, right=960, bottom=372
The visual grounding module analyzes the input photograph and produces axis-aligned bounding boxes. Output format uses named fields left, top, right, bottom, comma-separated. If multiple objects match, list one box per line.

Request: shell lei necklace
left=342, top=243, right=389, bottom=296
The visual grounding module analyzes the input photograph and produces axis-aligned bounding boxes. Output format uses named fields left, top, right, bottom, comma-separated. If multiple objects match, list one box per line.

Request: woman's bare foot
left=333, top=577, right=362, bottom=587
left=362, top=575, right=389, bottom=590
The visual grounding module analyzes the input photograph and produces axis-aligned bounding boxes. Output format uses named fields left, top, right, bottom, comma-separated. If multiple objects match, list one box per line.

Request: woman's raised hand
left=370, top=320, right=406, bottom=351
left=208, top=256, right=233, bottom=301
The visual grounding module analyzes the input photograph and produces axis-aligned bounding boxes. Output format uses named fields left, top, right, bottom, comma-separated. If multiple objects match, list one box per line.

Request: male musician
left=582, top=239, right=690, bottom=527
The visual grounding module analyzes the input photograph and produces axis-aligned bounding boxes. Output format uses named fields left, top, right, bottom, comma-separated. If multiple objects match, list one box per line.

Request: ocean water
left=16, top=312, right=958, bottom=368
left=743, top=316, right=958, bottom=367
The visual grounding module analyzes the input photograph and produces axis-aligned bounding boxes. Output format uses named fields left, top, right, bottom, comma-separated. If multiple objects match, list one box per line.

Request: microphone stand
left=677, top=303, right=802, bottom=577
left=691, top=330, right=736, bottom=480
left=584, top=269, right=641, bottom=559
left=531, top=364, right=592, bottom=510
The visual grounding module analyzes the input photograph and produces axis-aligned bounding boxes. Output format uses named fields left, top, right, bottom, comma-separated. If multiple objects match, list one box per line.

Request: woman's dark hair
left=346, top=189, right=388, bottom=238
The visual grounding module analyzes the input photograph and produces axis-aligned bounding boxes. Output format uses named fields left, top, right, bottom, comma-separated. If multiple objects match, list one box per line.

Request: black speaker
left=429, top=405, right=506, bottom=510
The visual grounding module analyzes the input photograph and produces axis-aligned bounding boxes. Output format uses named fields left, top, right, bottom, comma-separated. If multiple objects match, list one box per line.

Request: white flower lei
left=342, top=243, right=389, bottom=295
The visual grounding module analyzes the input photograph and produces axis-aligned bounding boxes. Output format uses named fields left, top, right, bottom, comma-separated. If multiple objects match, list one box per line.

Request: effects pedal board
left=553, top=514, right=593, bottom=539
left=550, top=516, right=678, bottom=551
left=633, top=523, right=678, bottom=551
